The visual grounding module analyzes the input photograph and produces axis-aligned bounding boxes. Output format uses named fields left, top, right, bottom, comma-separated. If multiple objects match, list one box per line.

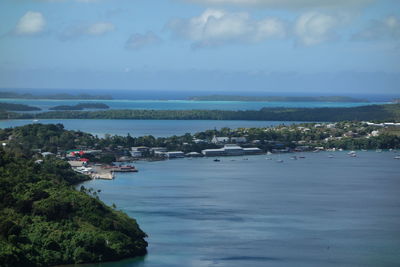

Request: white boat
left=348, top=151, right=356, bottom=155
left=328, top=154, right=334, bottom=158
left=394, top=156, right=400, bottom=160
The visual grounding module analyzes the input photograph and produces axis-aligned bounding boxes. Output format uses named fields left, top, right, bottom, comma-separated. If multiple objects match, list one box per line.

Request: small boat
left=350, top=153, right=357, bottom=157
left=328, top=154, right=334, bottom=158
left=348, top=151, right=356, bottom=155
left=265, top=157, right=272, bottom=160
left=376, top=149, right=383, bottom=153
left=276, top=159, right=284, bottom=163
left=290, top=156, right=297, bottom=160
left=394, top=156, right=400, bottom=160
left=213, top=159, right=220, bottom=162
left=299, top=156, right=306, bottom=159
left=32, top=119, right=39, bottom=123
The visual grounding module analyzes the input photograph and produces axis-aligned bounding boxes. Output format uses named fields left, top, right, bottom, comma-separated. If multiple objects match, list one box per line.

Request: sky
left=0, top=0, right=399, bottom=95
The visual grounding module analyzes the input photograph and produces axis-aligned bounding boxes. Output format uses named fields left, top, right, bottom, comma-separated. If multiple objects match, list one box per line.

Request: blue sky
left=0, top=0, right=399, bottom=94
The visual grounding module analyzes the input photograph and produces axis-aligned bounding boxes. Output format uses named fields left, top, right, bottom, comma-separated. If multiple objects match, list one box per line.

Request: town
left=1, top=121, right=399, bottom=180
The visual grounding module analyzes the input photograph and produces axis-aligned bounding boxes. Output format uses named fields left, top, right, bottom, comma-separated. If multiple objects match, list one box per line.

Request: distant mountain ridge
left=189, top=95, right=369, bottom=103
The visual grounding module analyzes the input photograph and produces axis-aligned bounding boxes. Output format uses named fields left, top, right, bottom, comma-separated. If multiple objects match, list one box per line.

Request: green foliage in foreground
left=0, top=151, right=147, bottom=267
left=7, top=104, right=400, bottom=122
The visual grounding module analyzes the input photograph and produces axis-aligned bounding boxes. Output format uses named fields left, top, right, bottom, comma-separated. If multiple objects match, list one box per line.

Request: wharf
left=103, top=165, right=138, bottom=172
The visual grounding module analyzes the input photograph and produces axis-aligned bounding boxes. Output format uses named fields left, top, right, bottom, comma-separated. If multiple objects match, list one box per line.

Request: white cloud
left=125, top=32, right=162, bottom=50
left=86, top=22, right=115, bottom=35
left=294, top=12, right=340, bottom=46
left=60, top=22, right=115, bottom=40
left=352, top=15, right=400, bottom=41
left=167, top=9, right=286, bottom=47
left=182, top=0, right=375, bottom=9
left=15, top=11, right=46, bottom=35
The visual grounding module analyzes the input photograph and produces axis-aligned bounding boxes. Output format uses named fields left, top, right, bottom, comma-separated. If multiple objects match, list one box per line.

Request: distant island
left=49, top=103, right=110, bottom=111
left=0, top=91, right=113, bottom=100
left=0, top=102, right=41, bottom=111
left=4, top=103, right=400, bottom=122
left=189, top=95, right=369, bottom=103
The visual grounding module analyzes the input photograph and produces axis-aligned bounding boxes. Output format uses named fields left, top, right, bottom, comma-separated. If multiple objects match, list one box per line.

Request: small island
left=0, top=92, right=113, bottom=100
left=0, top=102, right=41, bottom=111
left=49, top=103, right=110, bottom=111
left=189, top=95, right=369, bottom=103
left=3, top=103, right=400, bottom=122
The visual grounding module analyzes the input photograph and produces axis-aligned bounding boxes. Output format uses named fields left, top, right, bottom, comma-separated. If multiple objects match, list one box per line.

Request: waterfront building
left=185, top=152, right=203, bottom=157
left=223, top=144, right=244, bottom=156
left=243, top=147, right=262, bottom=154
left=202, top=145, right=262, bottom=157
left=166, top=151, right=185, bottom=158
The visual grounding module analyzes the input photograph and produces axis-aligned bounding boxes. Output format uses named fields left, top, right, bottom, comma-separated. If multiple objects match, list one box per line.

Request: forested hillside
left=0, top=150, right=147, bottom=266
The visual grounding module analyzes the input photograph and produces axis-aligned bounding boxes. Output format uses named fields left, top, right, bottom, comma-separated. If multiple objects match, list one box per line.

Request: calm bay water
left=80, top=151, right=400, bottom=267
left=0, top=98, right=384, bottom=112
left=0, top=119, right=304, bottom=137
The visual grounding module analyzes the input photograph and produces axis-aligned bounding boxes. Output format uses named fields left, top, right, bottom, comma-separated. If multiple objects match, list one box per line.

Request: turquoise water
left=0, top=119, right=304, bottom=137
left=81, top=151, right=400, bottom=267
left=0, top=98, right=384, bottom=112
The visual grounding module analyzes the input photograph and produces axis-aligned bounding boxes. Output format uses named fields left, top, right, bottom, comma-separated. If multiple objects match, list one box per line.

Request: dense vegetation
left=189, top=95, right=369, bottom=102
left=49, top=103, right=110, bottom=111
left=0, top=150, right=147, bottom=266
left=0, top=102, right=41, bottom=111
left=0, top=92, right=112, bottom=100
left=6, top=104, right=400, bottom=122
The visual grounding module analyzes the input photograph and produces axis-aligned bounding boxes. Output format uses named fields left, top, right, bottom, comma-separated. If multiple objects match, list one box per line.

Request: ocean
left=79, top=152, right=400, bottom=267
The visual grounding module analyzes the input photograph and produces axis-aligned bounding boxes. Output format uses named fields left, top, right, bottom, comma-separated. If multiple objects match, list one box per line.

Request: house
left=231, top=137, right=247, bottom=143
left=211, top=136, right=229, bottom=144
left=150, top=147, right=167, bottom=155
left=131, top=146, right=149, bottom=152
left=130, top=146, right=149, bottom=158
left=130, top=151, right=143, bottom=158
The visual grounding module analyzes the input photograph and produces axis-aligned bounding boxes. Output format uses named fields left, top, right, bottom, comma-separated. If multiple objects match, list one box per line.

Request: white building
left=243, top=147, right=262, bottom=154
left=212, top=136, right=229, bottom=144
left=223, top=144, right=244, bottom=156
left=202, top=148, right=226, bottom=157
left=202, top=145, right=262, bottom=157
left=166, top=151, right=185, bottom=158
